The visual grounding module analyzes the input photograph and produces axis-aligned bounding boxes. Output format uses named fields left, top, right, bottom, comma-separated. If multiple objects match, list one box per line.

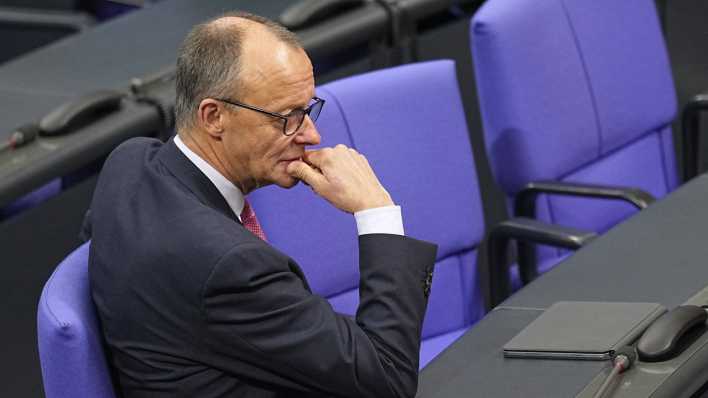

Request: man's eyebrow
left=278, top=100, right=310, bottom=114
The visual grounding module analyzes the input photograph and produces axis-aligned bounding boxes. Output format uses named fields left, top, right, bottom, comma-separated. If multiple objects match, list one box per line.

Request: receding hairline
left=174, top=11, right=304, bottom=133
left=212, top=15, right=310, bottom=90
left=205, top=13, right=302, bottom=49
left=206, top=14, right=306, bottom=80
left=209, top=15, right=258, bottom=30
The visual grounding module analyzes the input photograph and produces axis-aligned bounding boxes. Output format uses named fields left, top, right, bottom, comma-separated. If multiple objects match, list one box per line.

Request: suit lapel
left=156, top=138, right=241, bottom=224
left=156, top=138, right=311, bottom=289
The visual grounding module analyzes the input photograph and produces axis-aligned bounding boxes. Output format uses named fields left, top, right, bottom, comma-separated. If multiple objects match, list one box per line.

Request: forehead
left=239, top=37, right=314, bottom=106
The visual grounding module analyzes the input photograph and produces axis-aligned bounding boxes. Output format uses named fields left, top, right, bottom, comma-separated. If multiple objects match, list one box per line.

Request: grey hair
left=174, top=11, right=301, bottom=131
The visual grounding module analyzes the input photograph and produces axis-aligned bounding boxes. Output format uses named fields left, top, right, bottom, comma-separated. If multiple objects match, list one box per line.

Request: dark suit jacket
left=87, top=137, right=437, bottom=398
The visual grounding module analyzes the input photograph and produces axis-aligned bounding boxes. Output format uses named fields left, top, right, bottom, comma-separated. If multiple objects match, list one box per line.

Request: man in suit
left=88, top=11, right=437, bottom=398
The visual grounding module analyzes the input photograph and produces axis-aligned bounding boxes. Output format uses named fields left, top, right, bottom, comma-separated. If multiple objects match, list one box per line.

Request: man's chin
left=274, top=175, right=300, bottom=189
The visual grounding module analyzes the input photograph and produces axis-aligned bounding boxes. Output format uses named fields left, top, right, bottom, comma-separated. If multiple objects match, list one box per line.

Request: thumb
left=287, top=160, right=327, bottom=190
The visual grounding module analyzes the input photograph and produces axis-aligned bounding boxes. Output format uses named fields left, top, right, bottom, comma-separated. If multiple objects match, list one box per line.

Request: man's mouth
left=280, top=157, right=302, bottom=163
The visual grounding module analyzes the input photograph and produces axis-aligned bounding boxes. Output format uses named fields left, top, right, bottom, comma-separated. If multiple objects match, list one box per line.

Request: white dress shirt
left=174, top=135, right=404, bottom=236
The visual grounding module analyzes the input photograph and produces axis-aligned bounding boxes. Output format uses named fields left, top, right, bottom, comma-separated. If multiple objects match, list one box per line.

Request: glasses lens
left=309, top=99, right=324, bottom=122
left=284, top=109, right=305, bottom=136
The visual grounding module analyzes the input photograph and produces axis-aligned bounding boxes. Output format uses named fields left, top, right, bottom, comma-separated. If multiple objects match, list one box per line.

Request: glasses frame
left=213, top=96, right=325, bottom=136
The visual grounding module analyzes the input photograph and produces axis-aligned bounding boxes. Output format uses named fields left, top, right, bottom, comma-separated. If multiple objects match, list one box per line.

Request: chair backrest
left=472, top=0, right=678, bottom=237
left=37, top=241, right=117, bottom=398
left=250, top=60, right=487, bottom=346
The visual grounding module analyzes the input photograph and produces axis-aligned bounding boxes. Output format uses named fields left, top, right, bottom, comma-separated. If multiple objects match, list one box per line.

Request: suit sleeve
left=200, top=234, right=437, bottom=398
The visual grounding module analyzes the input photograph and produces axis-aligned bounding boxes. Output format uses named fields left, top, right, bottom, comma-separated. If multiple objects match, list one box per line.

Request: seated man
left=87, top=11, right=437, bottom=398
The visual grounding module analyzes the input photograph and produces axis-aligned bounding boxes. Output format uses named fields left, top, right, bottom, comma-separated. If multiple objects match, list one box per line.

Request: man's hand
left=286, top=144, right=394, bottom=213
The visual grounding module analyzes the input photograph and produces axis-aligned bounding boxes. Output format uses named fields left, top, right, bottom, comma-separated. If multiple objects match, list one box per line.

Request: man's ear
left=197, top=98, right=226, bottom=140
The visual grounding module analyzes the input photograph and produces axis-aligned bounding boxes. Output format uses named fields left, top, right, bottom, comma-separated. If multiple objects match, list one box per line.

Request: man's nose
left=294, top=116, right=321, bottom=146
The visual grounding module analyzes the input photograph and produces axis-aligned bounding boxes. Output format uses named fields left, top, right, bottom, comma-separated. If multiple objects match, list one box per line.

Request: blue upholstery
left=37, top=242, right=117, bottom=398
left=250, top=60, right=486, bottom=368
left=471, top=0, right=678, bottom=272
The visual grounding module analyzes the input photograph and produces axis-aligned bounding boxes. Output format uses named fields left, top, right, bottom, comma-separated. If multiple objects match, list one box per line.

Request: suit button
left=422, top=270, right=433, bottom=298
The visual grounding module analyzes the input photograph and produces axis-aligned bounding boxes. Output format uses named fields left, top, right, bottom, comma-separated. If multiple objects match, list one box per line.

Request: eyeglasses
left=214, top=96, right=325, bottom=136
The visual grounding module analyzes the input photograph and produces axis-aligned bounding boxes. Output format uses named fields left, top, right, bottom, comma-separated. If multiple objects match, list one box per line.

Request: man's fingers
left=304, top=145, right=353, bottom=168
left=302, top=149, right=328, bottom=168
left=287, top=160, right=327, bottom=189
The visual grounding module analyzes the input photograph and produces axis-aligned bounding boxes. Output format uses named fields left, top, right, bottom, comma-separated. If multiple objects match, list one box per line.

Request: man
left=88, top=12, right=437, bottom=398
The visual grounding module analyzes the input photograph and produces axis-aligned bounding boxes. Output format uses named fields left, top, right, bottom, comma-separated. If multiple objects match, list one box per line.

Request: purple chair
left=471, top=0, right=677, bottom=299
left=250, top=60, right=486, bottom=368
left=37, top=242, right=117, bottom=398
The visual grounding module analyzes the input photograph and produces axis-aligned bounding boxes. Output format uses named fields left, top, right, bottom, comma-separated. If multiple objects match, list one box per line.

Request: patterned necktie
left=240, top=199, right=267, bottom=241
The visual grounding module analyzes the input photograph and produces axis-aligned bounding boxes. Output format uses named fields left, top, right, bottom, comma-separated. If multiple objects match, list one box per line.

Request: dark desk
left=417, top=174, right=708, bottom=397
left=0, top=90, right=71, bottom=141
left=0, top=1, right=289, bottom=96
left=0, top=93, right=162, bottom=206
left=0, top=0, right=288, bottom=206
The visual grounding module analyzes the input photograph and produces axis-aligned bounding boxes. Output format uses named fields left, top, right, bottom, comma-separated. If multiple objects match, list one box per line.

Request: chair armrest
left=681, top=92, right=708, bottom=182
left=514, top=180, right=655, bottom=219
left=511, top=180, right=652, bottom=291
left=484, top=217, right=597, bottom=309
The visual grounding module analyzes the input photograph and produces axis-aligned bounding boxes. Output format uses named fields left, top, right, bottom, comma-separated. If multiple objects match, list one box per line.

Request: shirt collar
left=174, top=135, right=244, bottom=221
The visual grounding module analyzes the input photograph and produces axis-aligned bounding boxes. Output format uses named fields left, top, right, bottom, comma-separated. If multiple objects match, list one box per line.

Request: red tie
left=240, top=199, right=267, bottom=241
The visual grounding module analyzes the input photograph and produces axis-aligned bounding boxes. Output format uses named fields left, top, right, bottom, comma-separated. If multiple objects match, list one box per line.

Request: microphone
left=0, top=124, right=39, bottom=153
left=592, top=346, right=637, bottom=398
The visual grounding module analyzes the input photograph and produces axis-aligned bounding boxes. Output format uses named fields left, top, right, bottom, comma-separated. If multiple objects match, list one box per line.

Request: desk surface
left=0, top=0, right=457, bottom=206
left=0, top=0, right=288, bottom=96
left=417, top=174, right=708, bottom=397
left=0, top=89, right=71, bottom=142
left=0, top=0, right=289, bottom=206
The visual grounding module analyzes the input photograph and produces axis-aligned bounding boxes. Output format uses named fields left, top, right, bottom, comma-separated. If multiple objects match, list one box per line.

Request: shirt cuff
left=354, top=205, right=404, bottom=236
